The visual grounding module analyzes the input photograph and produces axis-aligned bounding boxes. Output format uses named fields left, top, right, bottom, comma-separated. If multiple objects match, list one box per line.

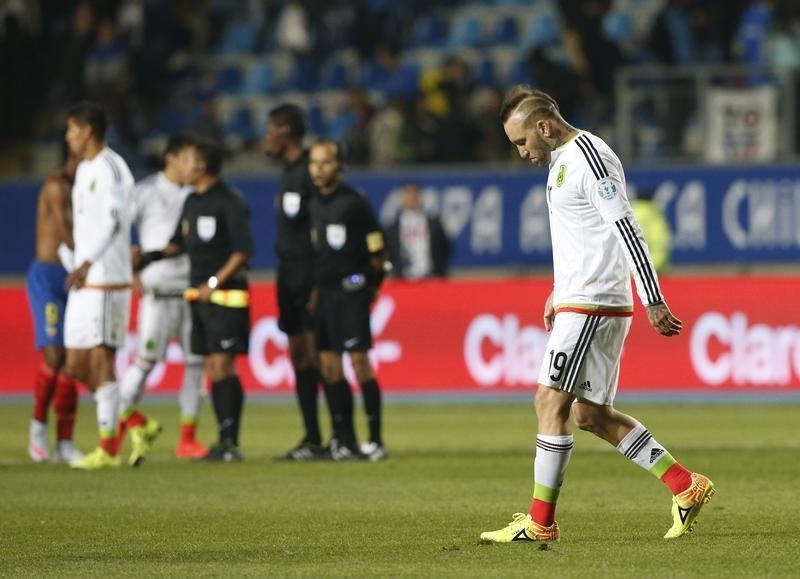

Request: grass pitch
left=1, top=399, right=799, bottom=577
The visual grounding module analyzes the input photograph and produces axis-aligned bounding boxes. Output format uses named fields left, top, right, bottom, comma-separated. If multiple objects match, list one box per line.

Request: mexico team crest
left=326, top=224, right=346, bottom=250
left=556, top=164, right=567, bottom=187
left=282, top=192, right=301, bottom=218
left=197, top=216, right=216, bottom=241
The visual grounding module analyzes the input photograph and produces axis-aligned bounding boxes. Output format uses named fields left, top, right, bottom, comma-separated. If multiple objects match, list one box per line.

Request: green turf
left=1, top=401, right=798, bottom=577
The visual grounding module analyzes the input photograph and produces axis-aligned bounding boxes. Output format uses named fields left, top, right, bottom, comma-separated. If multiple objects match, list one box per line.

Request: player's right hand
left=543, top=291, right=555, bottom=331
left=646, top=301, right=683, bottom=337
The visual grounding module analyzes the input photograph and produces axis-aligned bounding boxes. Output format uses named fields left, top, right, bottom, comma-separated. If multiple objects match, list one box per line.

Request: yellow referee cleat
left=480, top=513, right=560, bottom=543
left=69, top=447, right=121, bottom=470
left=664, top=473, right=716, bottom=539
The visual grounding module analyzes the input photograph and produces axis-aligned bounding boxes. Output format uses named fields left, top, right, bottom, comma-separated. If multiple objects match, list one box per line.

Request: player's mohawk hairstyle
left=499, top=85, right=559, bottom=123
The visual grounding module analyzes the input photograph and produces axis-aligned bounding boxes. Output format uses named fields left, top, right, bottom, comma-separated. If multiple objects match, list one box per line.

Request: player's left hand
left=197, top=283, right=213, bottom=303
left=66, top=260, right=90, bottom=289
left=646, top=301, right=683, bottom=337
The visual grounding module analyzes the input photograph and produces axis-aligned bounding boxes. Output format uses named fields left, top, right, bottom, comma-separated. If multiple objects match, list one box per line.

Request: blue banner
left=2, top=165, right=799, bottom=274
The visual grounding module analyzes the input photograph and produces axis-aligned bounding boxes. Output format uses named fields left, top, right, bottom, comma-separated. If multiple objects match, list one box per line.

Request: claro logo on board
left=463, top=314, right=548, bottom=387
left=690, top=312, right=800, bottom=386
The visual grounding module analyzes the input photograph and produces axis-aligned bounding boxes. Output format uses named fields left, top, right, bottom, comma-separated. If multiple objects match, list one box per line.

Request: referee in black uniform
left=263, top=104, right=334, bottom=460
left=308, top=139, right=388, bottom=461
left=137, top=138, right=253, bottom=462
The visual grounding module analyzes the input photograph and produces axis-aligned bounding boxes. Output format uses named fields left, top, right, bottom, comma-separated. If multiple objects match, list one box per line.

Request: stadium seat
left=446, top=13, right=484, bottom=49
left=521, top=11, right=561, bottom=50
left=409, top=14, right=448, bottom=48
left=213, top=64, right=243, bottom=94
left=241, top=62, right=278, bottom=95
left=307, top=104, right=326, bottom=136
left=286, top=57, right=317, bottom=91
left=602, top=10, right=633, bottom=44
left=318, top=59, right=350, bottom=90
left=473, top=57, right=496, bottom=87
left=493, top=15, right=519, bottom=45
left=215, top=21, right=259, bottom=56
left=226, top=104, right=255, bottom=141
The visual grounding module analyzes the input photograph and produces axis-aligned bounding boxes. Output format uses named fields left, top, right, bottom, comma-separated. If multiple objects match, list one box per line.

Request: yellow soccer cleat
left=480, top=513, right=560, bottom=543
left=664, top=473, right=716, bottom=539
left=69, top=447, right=121, bottom=470
left=128, top=419, right=163, bottom=467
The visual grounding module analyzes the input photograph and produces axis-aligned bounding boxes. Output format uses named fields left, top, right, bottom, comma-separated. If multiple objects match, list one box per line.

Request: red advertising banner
left=2, top=276, right=798, bottom=394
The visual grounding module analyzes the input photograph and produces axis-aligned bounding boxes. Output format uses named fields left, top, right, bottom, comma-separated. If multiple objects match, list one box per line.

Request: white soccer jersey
left=130, top=172, right=192, bottom=290
left=72, top=147, right=135, bottom=286
left=546, top=131, right=663, bottom=315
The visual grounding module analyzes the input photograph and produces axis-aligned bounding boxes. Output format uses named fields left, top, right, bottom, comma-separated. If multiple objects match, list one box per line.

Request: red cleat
left=175, top=439, right=208, bottom=459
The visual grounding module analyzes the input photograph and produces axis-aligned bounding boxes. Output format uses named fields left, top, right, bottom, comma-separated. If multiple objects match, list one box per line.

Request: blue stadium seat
left=307, top=104, right=326, bottom=136
left=602, top=10, right=633, bottom=44
left=242, top=62, right=278, bottom=95
left=226, top=105, right=255, bottom=140
left=493, top=15, right=519, bottom=45
left=286, top=57, right=317, bottom=91
left=447, top=14, right=483, bottom=49
left=474, top=57, right=496, bottom=87
left=213, top=64, right=243, bottom=93
left=318, top=60, right=349, bottom=90
left=215, top=21, right=259, bottom=56
left=410, top=14, right=448, bottom=48
left=521, top=12, right=561, bottom=50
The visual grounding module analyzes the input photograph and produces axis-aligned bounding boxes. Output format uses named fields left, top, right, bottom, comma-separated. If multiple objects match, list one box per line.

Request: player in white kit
left=61, top=102, right=134, bottom=470
left=480, top=87, right=714, bottom=543
left=117, top=135, right=208, bottom=466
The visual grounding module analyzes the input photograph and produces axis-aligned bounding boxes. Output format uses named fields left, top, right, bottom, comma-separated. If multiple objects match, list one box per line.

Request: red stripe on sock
left=661, top=462, right=694, bottom=495
left=529, top=499, right=556, bottom=527
left=53, top=374, right=78, bottom=441
left=99, top=437, right=117, bottom=456
left=181, top=423, right=197, bottom=443
left=33, top=363, right=57, bottom=422
left=125, top=410, right=147, bottom=428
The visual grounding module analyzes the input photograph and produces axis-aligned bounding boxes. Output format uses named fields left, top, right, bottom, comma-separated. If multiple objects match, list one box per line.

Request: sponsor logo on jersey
left=197, top=216, right=216, bottom=241
left=282, top=191, right=301, bottom=218
left=556, top=164, right=567, bottom=187
left=597, top=178, right=618, bottom=200
left=326, top=224, right=346, bottom=250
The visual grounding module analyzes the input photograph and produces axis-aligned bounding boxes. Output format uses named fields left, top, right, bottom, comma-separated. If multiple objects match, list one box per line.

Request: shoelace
left=506, top=513, right=528, bottom=527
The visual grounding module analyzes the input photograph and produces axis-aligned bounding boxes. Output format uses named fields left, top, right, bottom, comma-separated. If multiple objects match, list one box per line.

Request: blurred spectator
left=474, top=86, right=513, bottom=163
left=386, top=183, right=451, bottom=280
left=337, top=88, right=374, bottom=166
left=369, top=97, right=407, bottom=166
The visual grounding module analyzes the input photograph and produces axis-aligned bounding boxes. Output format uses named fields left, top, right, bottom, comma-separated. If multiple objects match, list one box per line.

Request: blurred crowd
left=1, top=0, right=799, bottom=175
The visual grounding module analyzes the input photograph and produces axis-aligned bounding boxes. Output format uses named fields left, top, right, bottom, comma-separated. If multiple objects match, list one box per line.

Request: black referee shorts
left=277, top=261, right=315, bottom=335
left=190, top=301, right=250, bottom=356
left=315, top=286, right=373, bottom=354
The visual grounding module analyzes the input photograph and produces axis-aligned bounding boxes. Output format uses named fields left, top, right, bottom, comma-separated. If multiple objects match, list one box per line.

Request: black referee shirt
left=275, top=150, right=318, bottom=262
left=308, top=183, right=384, bottom=287
left=170, top=180, right=253, bottom=289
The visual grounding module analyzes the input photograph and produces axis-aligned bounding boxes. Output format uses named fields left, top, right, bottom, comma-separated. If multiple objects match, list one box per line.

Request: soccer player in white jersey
left=117, top=135, right=207, bottom=466
left=480, top=87, right=715, bottom=543
left=61, top=102, right=135, bottom=470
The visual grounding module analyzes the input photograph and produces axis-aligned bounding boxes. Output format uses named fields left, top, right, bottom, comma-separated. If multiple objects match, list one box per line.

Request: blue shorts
left=26, top=261, right=68, bottom=349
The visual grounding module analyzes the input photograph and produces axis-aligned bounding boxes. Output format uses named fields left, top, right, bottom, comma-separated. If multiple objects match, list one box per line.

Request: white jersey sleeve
left=580, top=142, right=664, bottom=307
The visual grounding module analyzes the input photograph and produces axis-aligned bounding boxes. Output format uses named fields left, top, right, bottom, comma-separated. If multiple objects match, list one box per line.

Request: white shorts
left=136, top=292, right=202, bottom=364
left=537, top=312, right=632, bottom=405
left=64, top=288, right=131, bottom=350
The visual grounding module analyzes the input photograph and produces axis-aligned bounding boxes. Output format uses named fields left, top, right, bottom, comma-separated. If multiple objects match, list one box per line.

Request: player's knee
left=571, top=404, right=605, bottom=434
left=42, top=347, right=65, bottom=372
